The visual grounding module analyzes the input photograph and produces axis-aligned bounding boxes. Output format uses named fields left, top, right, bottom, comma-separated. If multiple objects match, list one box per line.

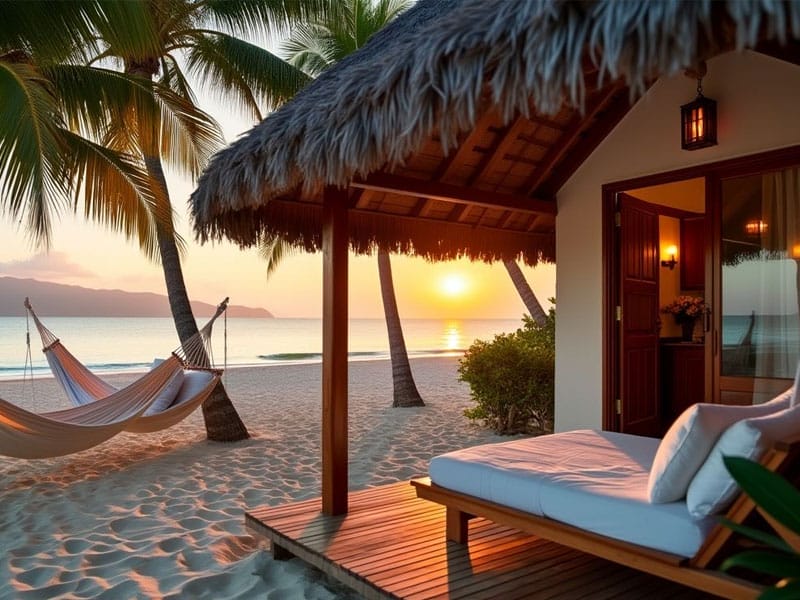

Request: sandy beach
left=0, top=357, right=507, bottom=599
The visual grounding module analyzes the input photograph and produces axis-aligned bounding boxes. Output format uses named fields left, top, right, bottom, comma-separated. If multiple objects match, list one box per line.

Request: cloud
left=0, top=252, right=95, bottom=280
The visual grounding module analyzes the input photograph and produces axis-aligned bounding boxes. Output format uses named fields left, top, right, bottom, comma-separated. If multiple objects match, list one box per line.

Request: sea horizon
left=0, top=316, right=526, bottom=381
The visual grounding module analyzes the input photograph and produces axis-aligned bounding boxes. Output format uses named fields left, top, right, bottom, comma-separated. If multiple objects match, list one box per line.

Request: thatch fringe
left=203, top=199, right=554, bottom=265
left=191, top=0, right=800, bottom=248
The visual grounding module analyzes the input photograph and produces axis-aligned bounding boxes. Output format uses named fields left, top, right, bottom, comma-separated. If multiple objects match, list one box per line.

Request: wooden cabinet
left=661, top=342, right=705, bottom=425
left=681, top=216, right=705, bottom=290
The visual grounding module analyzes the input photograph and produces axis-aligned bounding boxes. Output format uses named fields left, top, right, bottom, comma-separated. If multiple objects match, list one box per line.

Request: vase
left=680, top=320, right=695, bottom=342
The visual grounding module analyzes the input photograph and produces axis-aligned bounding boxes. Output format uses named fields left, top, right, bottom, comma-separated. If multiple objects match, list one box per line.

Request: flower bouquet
left=662, top=295, right=705, bottom=340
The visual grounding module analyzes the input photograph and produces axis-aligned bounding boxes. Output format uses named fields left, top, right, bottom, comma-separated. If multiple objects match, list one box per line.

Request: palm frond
left=60, top=129, right=164, bottom=261
left=203, top=0, right=334, bottom=40
left=258, top=234, right=296, bottom=277
left=0, top=58, right=69, bottom=246
left=151, top=81, right=225, bottom=179
left=46, top=64, right=163, bottom=142
left=90, top=0, right=163, bottom=63
left=0, top=0, right=101, bottom=62
left=160, top=54, right=198, bottom=106
left=281, top=24, right=338, bottom=77
left=187, top=32, right=309, bottom=116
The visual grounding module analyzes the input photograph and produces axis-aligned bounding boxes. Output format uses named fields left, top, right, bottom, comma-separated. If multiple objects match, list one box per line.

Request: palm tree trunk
left=145, top=154, right=249, bottom=441
left=377, top=250, right=424, bottom=407
left=503, top=260, right=547, bottom=326
left=127, top=59, right=248, bottom=441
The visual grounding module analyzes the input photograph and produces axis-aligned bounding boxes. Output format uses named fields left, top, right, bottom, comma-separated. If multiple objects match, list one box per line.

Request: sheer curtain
left=757, top=167, right=800, bottom=379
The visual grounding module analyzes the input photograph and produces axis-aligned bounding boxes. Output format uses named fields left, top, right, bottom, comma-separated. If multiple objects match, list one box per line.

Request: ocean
left=0, top=316, right=524, bottom=380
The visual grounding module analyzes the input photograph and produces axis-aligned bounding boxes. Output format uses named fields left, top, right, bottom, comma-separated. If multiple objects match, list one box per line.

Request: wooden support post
left=322, top=187, right=349, bottom=516
left=446, top=507, right=470, bottom=544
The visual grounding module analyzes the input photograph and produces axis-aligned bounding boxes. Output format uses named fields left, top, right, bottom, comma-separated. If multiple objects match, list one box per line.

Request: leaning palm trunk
left=148, top=157, right=248, bottom=441
left=129, top=60, right=248, bottom=442
left=377, top=250, right=424, bottom=407
left=504, top=260, right=547, bottom=326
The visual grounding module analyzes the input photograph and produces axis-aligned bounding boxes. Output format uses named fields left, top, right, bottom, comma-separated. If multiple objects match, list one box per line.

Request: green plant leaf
left=758, top=578, right=800, bottom=600
left=724, top=456, right=800, bottom=534
left=722, top=550, right=800, bottom=578
left=720, top=518, right=794, bottom=553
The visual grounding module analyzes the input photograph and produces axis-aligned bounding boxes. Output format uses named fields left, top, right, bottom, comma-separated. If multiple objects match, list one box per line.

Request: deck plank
left=245, top=481, right=720, bottom=599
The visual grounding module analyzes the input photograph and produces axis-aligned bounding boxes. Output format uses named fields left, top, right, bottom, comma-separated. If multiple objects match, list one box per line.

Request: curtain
left=755, top=167, right=800, bottom=380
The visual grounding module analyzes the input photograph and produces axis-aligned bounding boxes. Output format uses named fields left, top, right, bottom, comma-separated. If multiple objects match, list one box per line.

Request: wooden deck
left=245, top=481, right=718, bottom=599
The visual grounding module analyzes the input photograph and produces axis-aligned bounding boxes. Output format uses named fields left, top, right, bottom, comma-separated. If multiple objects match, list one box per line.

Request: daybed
left=413, top=399, right=800, bottom=599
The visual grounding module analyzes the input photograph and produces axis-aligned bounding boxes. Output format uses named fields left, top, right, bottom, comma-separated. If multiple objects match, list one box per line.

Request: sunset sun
left=440, top=274, right=467, bottom=297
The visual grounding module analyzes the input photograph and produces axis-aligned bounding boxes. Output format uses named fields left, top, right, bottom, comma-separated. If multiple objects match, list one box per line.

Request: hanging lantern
left=681, top=78, right=717, bottom=150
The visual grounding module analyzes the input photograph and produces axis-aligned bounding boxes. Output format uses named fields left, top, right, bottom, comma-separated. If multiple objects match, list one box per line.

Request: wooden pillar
left=322, top=186, right=349, bottom=515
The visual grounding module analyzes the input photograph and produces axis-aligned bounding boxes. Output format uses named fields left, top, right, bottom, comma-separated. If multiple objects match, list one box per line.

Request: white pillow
left=687, top=402, right=800, bottom=517
left=142, top=369, right=185, bottom=416
left=647, top=399, right=789, bottom=503
left=791, top=362, right=800, bottom=407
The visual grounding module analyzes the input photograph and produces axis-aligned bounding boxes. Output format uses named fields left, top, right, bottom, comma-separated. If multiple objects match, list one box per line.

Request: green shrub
left=458, top=310, right=555, bottom=435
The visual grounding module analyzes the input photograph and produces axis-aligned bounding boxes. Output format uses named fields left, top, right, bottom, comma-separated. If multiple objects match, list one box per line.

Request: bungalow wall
left=554, top=50, right=800, bottom=432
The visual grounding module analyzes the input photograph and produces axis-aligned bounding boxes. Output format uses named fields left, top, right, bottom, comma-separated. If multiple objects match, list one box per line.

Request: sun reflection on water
left=442, top=320, right=464, bottom=351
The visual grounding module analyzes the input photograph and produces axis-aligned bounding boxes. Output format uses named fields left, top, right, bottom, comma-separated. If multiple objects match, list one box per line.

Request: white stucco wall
left=554, top=50, right=800, bottom=432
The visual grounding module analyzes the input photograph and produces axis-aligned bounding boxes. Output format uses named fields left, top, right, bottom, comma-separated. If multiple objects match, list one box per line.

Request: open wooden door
left=618, top=194, right=661, bottom=436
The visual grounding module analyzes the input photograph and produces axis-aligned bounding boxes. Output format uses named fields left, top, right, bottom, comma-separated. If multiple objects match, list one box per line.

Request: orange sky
left=0, top=203, right=554, bottom=318
left=0, top=56, right=555, bottom=320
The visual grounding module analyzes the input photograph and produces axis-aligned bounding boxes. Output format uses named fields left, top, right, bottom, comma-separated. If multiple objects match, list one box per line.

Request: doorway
left=614, top=180, right=706, bottom=436
left=603, top=147, right=800, bottom=436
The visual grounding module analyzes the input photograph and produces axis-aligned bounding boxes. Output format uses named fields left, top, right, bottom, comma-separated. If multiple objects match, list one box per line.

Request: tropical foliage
left=2, top=0, right=336, bottom=440
left=459, top=310, right=555, bottom=435
left=721, top=455, right=800, bottom=598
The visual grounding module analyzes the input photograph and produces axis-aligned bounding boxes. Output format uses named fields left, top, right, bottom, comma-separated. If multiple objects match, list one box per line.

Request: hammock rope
left=23, top=297, right=229, bottom=409
left=22, top=305, right=36, bottom=410
left=0, top=299, right=231, bottom=458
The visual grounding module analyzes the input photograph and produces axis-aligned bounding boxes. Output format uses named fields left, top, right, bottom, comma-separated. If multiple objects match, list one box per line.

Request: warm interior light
left=661, top=245, right=678, bottom=269
left=745, top=220, right=768, bottom=236
left=792, top=244, right=800, bottom=259
left=680, top=78, right=717, bottom=151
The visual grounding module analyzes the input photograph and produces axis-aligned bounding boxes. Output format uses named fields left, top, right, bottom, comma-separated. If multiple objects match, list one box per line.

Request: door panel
left=620, top=194, right=661, bottom=436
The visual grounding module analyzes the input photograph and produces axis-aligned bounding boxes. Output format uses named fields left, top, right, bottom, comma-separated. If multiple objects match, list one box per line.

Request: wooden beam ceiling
left=351, top=173, right=556, bottom=216
left=519, top=83, right=626, bottom=198
left=534, top=87, right=636, bottom=199
left=412, top=109, right=502, bottom=218
left=448, top=114, right=527, bottom=223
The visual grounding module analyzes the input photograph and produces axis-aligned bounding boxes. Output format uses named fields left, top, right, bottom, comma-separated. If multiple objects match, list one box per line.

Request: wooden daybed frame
left=412, top=441, right=799, bottom=600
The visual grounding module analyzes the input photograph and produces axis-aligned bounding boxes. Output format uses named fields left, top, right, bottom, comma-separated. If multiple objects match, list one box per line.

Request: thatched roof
left=191, top=0, right=800, bottom=264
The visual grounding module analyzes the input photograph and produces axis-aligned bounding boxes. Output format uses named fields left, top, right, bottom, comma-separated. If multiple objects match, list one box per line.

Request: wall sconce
left=745, top=220, right=768, bottom=236
left=661, top=245, right=678, bottom=270
left=792, top=244, right=800, bottom=259
left=681, top=77, right=717, bottom=150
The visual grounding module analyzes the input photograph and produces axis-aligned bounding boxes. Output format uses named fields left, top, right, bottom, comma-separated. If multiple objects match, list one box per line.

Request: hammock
left=24, top=298, right=226, bottom=409
left=0, top=355, right=200, bottom=458
left=0, top=301, right=227, bottom=459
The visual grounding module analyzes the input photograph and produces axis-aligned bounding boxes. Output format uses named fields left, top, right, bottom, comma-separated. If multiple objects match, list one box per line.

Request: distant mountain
left=0, top=277, right=273, bottom=318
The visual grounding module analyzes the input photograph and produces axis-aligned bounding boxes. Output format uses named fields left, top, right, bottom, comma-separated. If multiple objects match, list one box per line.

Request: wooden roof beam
left=536, top=87, right=637, bottom=198
left=413, top=109, right=501, bottom=217
left=351, top=173, right=556, bottom=216
left=449, top=114, right=530, bottom=225
left=520, top=83, right=625, bottom=197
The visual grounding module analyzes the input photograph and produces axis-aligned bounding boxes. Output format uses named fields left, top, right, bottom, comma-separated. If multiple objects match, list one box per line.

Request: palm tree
left=377, top=250, right=424, bottom=407
left=503, top=260, right=548, bottom=326
left=3, top=1, right=331, bottom=441
left=269, top=0, right=423, bottom=407
left=1, top=3, right=162, bottom=252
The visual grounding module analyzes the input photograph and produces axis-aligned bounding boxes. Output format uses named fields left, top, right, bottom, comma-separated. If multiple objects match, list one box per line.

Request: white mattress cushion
left=687, top=402, right=800, bottom=518
left=429, top=429, right=716, bottom=557
left=647, top=399, right=790, bottom=503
